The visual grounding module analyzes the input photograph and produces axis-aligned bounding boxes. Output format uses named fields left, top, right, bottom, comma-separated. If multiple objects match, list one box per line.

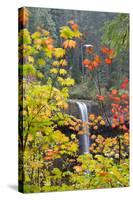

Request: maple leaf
left=73, top=165, right=82, bottom=172
left=112, top=97, right=120, bottom=102
left=96, top=95, right=105, bottom=101
left=60, top=26, right=74, bottom=39
left=44, top=156, right=53, bottom=161
left=120, top=83, right=127, bottom=89
left=59, top=69, right=67, bottom=75
left=44, top=48, right=53, bottom=58
left=34, top=39, right=42, bottom=45
left=31, top=32, right=41, bottom=39
left=28, top=56, right=34, bottom=63
left=105, top=57, right=112, bottom=65
left=43, top=37, right=53, bottom=46
left=95, top=55, right=101, bottom=64
left=108, top=49, right=115, bottom=58
left=64, top=78, right=75, bottom=86
left=82, top=59, right=91, bottom=66
left=71, top=23, right=79, bottom=31
left=50, top=68, right=58, bottom=74
left=88, top=65, right=93, bottom=71
left=89, top=114, right=95, bottom=121
left=52, top=61, right=60, bottom=67
left=111, top=89, right=118, bottom=95
left=47, top=44, right=54, bottom=50
left=42, top=29, right=50, bottom=37
left=38, top=58, right=46, bottom=66
left=63, top=40, right=77, bottom=48
left=53, top=48, right=66, bottom=58
left=100, top=120, right=105, bottom=125
left=86, top=47, right=93, bottom=54
left=93, top=125, right=98, bottom=130
left=101, top=47, right=110, bottom=54
left=99, top=171, right=108, bottom=176
left=121, top=93, right=128, bottom=100
left=120, top=79, right=129, bottom=89
left=91, top=134, right=96, bottom=139
left=119, top=116, right=124, bottom=124
left=73, top=30, right=82, bottom=38
left=92, top=60, right=99, bottom=68
left=60, top=59, right=68, bottom=67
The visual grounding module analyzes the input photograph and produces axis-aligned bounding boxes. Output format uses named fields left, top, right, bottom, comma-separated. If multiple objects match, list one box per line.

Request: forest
left=18, top=7, right=129, bottom=193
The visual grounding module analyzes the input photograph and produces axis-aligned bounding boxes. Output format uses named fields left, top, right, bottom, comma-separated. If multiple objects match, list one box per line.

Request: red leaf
left=105, top=57, right=112, bottom=65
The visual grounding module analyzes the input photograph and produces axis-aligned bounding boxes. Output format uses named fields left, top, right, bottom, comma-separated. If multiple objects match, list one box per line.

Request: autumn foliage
left=19, top=9, right=129, bottom=193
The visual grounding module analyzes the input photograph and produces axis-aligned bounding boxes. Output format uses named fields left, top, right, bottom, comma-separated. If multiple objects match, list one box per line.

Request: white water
left=77, top=102, right=90, bottom=154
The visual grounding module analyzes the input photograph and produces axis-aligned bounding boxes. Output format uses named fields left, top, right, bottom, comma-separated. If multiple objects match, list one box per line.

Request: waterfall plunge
left=77, top=102, right=90, bottom=154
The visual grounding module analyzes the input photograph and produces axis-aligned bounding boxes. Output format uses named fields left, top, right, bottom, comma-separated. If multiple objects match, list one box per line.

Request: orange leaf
left=101, top=47, right=110, bottom=54
left=108, top=49, right=115, bottom=57
left=88, top=65, right=94, bottom=71
left=44, top=156, right=53, bottom=161
left=44, top=38, right=53, bottom=45
left=82, top=59, right=91, bottom=66
left=92, top=60, right=99, bottom=68
left=73, top=165, right=82, bottom=172
left=99, top=171, right=108, bottom=176
left=96, top=95, right=105, bottom=101
left=95, top=55, right=101, bottom=64
left=105, top=57, right=112, bottom=65
left=111, top=89, right=118, bottom=95
left=71, top=23, right=79, bottom=31
left=86, top=47, right=93, bottom=54
left=63, top=40, right=76, bottom=48
left=47, top=44, right=54, bottom=50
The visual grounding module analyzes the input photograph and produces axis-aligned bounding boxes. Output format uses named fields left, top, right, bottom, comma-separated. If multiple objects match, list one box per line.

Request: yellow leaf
left=50, top=68, right=58, bottom=74
left=52, top=61, right=60, bottom=67
left=31, top=31, right=41, bottom=39
left=59, top=69, right=67, bottom=75
left=60, top=59, right=68, bottom=67
left=53, top=48, right=66, bottom=58
left=60, top=26, right=74, bottom=39
left=73, top=30, right=82, bottom=38
left=64, top=78, right=75, bottom=86
left=97, top=116, right=102, bottom=120
left=100, top=120, right=105, bottom=125
left=38, top=58, right=46, bottom=66
left=45, top=49, right=53, bottom=58
left=28, top=56, right=34, bottom=63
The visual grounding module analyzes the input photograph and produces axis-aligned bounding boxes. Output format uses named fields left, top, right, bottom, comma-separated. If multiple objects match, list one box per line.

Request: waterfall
left=76, top=102, right=90, bottom=154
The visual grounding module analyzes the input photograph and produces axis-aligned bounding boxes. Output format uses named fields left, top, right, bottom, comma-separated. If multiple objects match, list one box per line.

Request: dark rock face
left=65, top=99, right=100, bottom=120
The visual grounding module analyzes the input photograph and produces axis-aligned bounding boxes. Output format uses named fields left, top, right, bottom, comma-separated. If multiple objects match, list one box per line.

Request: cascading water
left=77, top=102, right=90, bottom=154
